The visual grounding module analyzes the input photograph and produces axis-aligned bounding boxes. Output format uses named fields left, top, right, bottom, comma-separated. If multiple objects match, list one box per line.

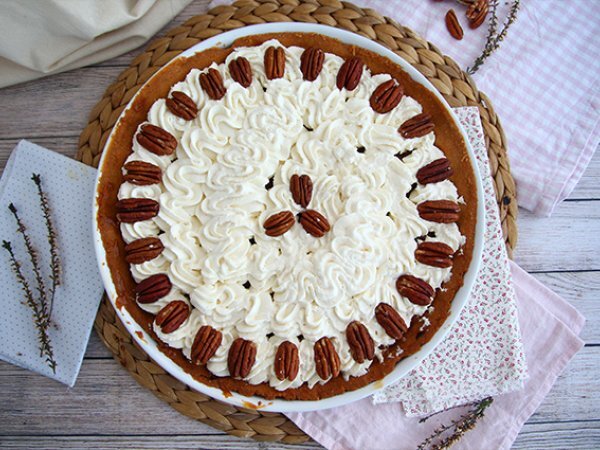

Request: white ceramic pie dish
left=93, top=22, right=485, bottom=412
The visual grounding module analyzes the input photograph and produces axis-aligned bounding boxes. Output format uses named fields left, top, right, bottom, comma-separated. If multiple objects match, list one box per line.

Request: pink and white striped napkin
left=354, top=0, right=600, bottom=216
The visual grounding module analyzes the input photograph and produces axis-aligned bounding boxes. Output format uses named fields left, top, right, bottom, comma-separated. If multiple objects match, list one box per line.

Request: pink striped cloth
left=354, top=0, right=599, bottom=215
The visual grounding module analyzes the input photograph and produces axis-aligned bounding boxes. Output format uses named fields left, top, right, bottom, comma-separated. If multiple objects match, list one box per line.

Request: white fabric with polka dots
left=0, top=140, right=103, bottom=386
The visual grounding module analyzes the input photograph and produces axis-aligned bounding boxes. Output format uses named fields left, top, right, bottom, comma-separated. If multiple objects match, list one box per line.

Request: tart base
left=96, top=32, right=477, bottom=401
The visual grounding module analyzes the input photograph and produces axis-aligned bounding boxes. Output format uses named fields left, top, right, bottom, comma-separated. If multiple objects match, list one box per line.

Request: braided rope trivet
left=78, top=0, right=518, bottom=443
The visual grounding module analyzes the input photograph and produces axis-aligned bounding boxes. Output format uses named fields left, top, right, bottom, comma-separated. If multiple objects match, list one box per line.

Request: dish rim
left=92, top=22, right=485, bottom=413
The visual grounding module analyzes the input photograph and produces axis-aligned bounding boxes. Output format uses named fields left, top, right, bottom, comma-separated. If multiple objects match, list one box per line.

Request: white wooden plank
left=2, top=421, right=599, bottom=450
left=531, top=272, right=600, bottom=345
left=514, top=200, right=600, bottom=272
left=1, top=348, right=598, bottom=435
left=513, top=420, right=600, bottom=449
left=569, top=150, right=600, bottom=200
left=0, top=67, right=121, bottom=139
left=0, top=435, right=322, bottom=450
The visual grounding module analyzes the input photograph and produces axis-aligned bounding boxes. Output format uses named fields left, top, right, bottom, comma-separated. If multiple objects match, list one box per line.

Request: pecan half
left=290, top=174, right=313, bottom=208
left=467, top=0, right=489, bottom=29
left=166, top=91, right=198, bottom=120
left=415, top=241, right=455, bottom=268
left=228, top=338, right=257, bottom=378
left=264, top=46, right=285, bottom=80
left=445, top=9, right=464, bottom=40
left=274, top=341, right=300, bottom=381
left=336, top=56, right=364, bottom=91
left=396, top=275, right=435, bottom=306
left=375, top=303, right=408, bottom=340
left=370, top=79, right=403, bottom=114
left=399, top=113, right=435, bottom=139
left=299, top=209, right=330, bottom=238
left=228, top=56, right=252, bottom=88
left=264, top=211, right=295, bottom=237
left=416, top=158, right=454, bottom=184
left=346, top=321, right=375, bottom=363
left=191, top=325, right=222, bottom=365
left=136, top=124, right=177, bottom=156
left=314, top=337, right=341, bottom=380
left=124, top=237, right=164, bottom=264
left=199, top=68, right=226, bottom=100
left=155, top=300, right=189, bottom=333
left=300, top=47, right=324, bottom=81
left=115, top=198, right=159, bottom=223
left=417, top=200, right=460, bottom=223
left=123, top=161, right=162, bottom=185
left=135, top=274, right=171, bottom=304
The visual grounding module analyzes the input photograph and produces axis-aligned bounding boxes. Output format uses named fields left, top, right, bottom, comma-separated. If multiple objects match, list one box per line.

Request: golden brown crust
left=96, top=32, right=478, bottom=401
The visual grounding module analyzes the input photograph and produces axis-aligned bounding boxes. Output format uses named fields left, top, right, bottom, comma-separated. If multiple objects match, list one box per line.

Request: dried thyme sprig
left=467, top=0, right=521, bottom=74
left=8, top=203, right=51, bottom=317
left=32, top=174, right=61, bottom=318
left=2, top=240, right=56, bottom=373
left=418, top=398, right=482, bottom=423
left=416, top=397, right=494, bottom=450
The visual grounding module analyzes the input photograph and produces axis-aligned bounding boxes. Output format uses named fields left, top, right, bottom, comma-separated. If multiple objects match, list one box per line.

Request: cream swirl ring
left=116, top=38, right=467, bottom=390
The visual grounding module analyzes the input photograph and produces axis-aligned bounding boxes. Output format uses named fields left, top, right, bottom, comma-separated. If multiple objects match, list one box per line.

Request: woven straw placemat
left=77, top=0, right=518, bottom=443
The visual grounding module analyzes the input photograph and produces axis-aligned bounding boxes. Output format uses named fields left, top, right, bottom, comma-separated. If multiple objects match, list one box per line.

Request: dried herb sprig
left=32, top=174, right=61, bottom=317
left=416, top=397, right=494, bottom=449
left=8, top=203, right=51, bottom=317
left=467, top=0, right=521, bottom=74
left=2, top=240, right=56, bottom=373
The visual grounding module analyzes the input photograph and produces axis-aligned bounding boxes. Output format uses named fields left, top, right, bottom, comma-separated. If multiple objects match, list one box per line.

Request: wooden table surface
left=0, top=2, right=598, bottom=449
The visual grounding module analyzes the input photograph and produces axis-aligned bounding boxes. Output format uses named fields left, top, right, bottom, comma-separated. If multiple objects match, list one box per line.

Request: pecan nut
left=375, top=303, right=408, bottom=340
left=264, top=211, right=295, bottom=237
left=264, top=46, right=285, bottom=80
left=399, top=113, right=435, bottom=139
left=136, top=124, right=177, bottom=156
left=166, top=91, right=198, bottom=120
left=115, top=198, right=159, bottom=223
left=155, top=300, right=189, bottom=333
left=199, top=68, right=226, bottom=100
left=228, top=56, right=252, bottom=88
left=135, top=274, right=171, bottom=304
left=467, top=0, right=489, bottom=29
left=300, top=47, right=324, bottom=81
left=299, top=209, right=330, bottom=238
left=290, top=174, right=313, bottom=208
left=336, top=56, right=364, bottom=91
left=314, top=337, right=341, bottom=380
left=416, top=158, right=454, bottom=184
left=396, top=275, right=435, bottom=306
left=191, top=325, right=222, bottom=365
left=415, top=241, right=455, bottom=268
left=445, top=9, right=464, bottom=40
left=417, top=200, right=460, bottom=223
left=274, top=341, right=300, bottom=381
left=228, top=338, right=257, bottom=378
left=370, top=79, right=403, bottom=114
left=124, top=237, right=164, bottom=264
left=123, top=160, right=162, bottom=185
left=346, top=321, right=375, bottom=363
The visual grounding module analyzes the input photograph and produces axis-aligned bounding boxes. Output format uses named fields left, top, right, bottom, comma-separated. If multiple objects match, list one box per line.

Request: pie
left=96, top=32, right=478, bottom=401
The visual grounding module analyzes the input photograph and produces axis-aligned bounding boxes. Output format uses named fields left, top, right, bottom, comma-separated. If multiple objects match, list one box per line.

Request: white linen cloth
left=0, top=140, right=103, bottom=386
left=0, top=0, right=192, bottom=88
left=373, top=107, right=527, bottom=414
